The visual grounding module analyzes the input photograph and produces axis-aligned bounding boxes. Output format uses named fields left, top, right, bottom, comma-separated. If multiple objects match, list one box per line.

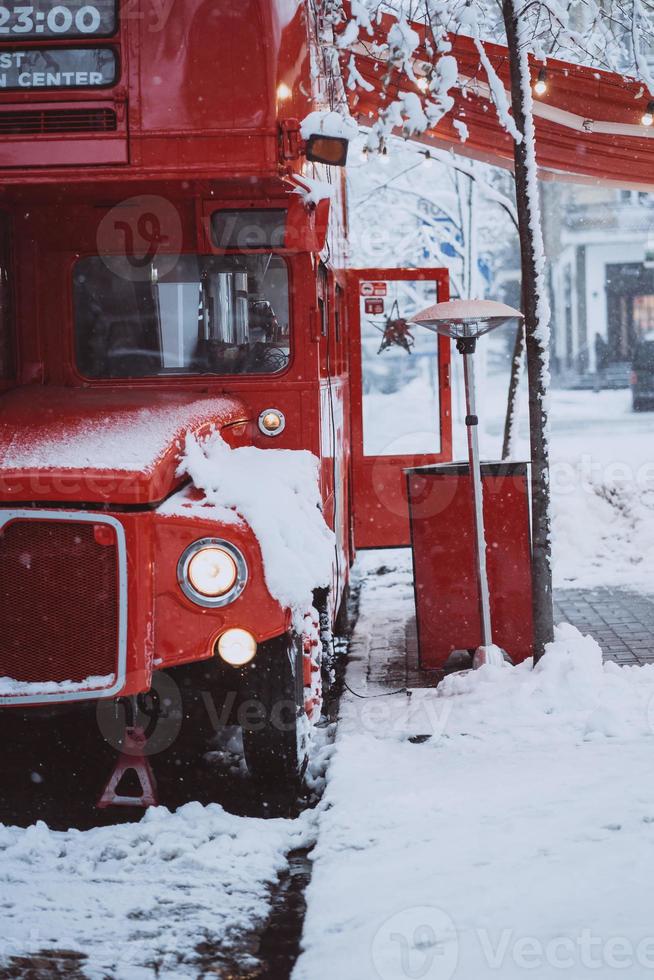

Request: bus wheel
left=240, top=632, right=309, bottom=789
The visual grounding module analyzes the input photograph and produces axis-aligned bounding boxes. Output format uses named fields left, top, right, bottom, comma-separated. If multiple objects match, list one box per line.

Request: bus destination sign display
left=0, top=0, right=115, bottom=39
left=0, top=47, right=116, bottom=87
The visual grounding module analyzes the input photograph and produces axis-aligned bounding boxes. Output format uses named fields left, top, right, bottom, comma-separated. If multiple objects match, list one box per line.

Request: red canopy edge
left=344, top=20, right=654, bottom=188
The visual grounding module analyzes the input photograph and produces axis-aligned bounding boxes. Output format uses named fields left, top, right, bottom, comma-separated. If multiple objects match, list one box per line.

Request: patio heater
left=411, top=300, right=524, bottom=667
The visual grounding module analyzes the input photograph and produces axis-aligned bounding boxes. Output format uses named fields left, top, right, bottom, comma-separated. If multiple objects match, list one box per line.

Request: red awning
left=345, top=25, right=654, bottom=188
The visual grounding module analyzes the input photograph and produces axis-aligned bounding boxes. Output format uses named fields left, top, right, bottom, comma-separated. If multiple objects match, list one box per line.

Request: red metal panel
left=137, top=0, right=272, bottom=134
left=347, top=267, right=452, bottom=549
left=0, top=387, right=247, bottom=505
left=0, top=135, right=128, bottom=168
left=408, top=462, right=534, bottom=669
left=153, top=512, right=289, bottom=660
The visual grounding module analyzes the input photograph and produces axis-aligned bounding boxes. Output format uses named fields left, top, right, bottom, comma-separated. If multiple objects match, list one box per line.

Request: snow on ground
left=0, top=802, right=314, bottom=978
left=296, top=551, right=654, bottom=980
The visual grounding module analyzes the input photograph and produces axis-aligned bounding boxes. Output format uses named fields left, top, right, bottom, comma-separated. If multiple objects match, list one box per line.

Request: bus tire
left=240, top=632, right=309, bottom=789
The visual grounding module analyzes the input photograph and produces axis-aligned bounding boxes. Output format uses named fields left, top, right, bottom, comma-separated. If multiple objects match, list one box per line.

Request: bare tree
left=502, top=0, right=553, bottom=661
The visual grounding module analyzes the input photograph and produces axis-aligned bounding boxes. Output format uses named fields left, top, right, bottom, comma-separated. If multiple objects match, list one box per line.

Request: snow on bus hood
left=0, top=386, right=246, bottom=505
left=176, top=431, right=336, bottom=628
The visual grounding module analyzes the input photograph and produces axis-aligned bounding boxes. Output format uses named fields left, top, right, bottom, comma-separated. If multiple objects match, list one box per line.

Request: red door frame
left=346, top=267, right=452, bottom=549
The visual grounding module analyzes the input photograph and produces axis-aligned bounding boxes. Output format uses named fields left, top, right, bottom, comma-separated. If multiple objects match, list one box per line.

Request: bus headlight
left=216, top=628, right=257, bottom=666
left=177, top=539, right=247, bottom=608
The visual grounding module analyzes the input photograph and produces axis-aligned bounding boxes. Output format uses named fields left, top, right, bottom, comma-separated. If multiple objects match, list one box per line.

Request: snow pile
left=293, top=175, right=335, bottom=207
left=439, top=622, right=654, bottom=741
left=0, top=802, right=313, bottom=978
left=297, top=555, right=654, bottom=980
left=552, top=452, right=654, bottom=592
left=178, top=432, right=336, bottom=627
left=300, top=109, right=358, bottom=142
left=453, top=117, right=469, bottom=141
left=467, top=380, right=654, bottom=595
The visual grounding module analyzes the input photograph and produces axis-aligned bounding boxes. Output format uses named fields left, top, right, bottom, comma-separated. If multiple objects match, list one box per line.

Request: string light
left=533, top=68, right=548, bottom=97
left=642, top=101, right=654, bottom=127
left=417, top=76, right=429, bottom=93
left=276, top=82, right=292, bottom=101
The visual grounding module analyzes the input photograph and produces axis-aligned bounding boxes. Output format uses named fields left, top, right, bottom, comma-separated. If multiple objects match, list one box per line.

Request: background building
left=543, top=183, right=654, bottom=386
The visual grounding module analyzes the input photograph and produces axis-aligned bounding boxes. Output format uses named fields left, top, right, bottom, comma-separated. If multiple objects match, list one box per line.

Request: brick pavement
left=554, top=588, right=654, bottom=666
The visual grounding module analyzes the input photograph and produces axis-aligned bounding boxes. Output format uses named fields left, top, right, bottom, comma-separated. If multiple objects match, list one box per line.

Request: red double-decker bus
left=0, top=0, right=453, bottom=799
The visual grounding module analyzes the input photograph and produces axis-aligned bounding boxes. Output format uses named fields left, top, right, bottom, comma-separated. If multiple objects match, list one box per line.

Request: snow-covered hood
left=0, top=386, right=247, bottom=505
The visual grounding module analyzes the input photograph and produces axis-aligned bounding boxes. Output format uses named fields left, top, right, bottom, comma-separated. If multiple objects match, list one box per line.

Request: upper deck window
left=73, top=254, right=290, bottom=379
left=0, top=0, right=116, bottom=40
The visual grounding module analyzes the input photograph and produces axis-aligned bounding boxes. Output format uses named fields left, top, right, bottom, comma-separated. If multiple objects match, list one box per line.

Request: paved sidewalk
left=351, top=552, right=654, bottom=692
left=554, top=588, right=654, bottom=666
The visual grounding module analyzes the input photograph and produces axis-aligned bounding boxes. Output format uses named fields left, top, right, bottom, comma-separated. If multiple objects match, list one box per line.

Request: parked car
left=631, top=333, right=654, bottom=411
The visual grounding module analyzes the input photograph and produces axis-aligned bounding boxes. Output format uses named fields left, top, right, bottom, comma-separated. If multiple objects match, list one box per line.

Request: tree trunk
left=502, top=0, right=554, bottom=662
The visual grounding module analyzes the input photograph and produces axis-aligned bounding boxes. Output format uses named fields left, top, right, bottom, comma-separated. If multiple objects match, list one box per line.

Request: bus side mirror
left=305, top=134, right=349, bottom=167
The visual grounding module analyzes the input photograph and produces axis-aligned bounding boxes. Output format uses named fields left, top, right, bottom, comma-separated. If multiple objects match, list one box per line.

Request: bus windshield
left=73, top=254, right=290, bottom=378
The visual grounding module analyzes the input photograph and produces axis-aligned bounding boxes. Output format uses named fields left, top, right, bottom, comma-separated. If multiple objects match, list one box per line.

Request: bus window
left=73, top=254, right=290, bottom=378
left=0, top=218, right=12, bottom=379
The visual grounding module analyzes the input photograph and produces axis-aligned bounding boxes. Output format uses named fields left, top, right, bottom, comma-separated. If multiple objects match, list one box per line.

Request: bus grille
left=0, top=519, right=119, bottom=691
left=0, top=108, right=117, bottom=136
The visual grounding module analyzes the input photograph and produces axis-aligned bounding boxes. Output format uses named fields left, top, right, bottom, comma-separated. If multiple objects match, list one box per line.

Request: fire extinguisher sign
left=360, top=281, right=388, bottom=297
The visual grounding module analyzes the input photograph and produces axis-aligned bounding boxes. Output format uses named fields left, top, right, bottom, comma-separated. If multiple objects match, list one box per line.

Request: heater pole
left=458, top=335, right=493, bottom=648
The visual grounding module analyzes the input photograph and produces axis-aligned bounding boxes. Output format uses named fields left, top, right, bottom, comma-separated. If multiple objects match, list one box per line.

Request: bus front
left=0, top=0, right=347, bottom=796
